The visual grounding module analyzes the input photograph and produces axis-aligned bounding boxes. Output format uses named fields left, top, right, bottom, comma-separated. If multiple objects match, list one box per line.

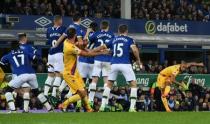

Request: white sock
left=37, top=93, right=52, bottom=111
left=101, top=87, right=111, bottom=109
left=44, top=76, right=54, bottom=96
left=65, top=90, right=72, bottom=98
left=88, top=83, right=97, bottom=102
left=52, top=77, right=62, bottom=97
left=5, top=92, right=16, bottom=111
left=130, top=88, right=137, bottom=110
left=59, top=80, right=67, bottom=92
left=23, top=92, right=30, bottom=112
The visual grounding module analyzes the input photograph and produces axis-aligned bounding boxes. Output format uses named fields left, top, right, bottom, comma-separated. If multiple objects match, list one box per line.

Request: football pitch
left=1, top=112, right=210, bottom=124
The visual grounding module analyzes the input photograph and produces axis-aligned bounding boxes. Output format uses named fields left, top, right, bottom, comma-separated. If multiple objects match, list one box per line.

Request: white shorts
left=92, top=60, right=111, bottom=77
left=9, top=74, right=38, bottom=89
left=12, top=74, right=30, bottom=88
left=47, top=53, right=64, bottom=72
left=78, top=62, right=94, bottom=79
left=108, top=64, right=136, bottom=82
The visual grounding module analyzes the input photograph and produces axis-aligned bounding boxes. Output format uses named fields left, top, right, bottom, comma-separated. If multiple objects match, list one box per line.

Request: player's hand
left=87, top=28, right=93, bottom=33
left=198, top=63, right=204, bottom=66
left=136, top=60, right=143, bottom=69
left=101, top=49, right=111, bottom=55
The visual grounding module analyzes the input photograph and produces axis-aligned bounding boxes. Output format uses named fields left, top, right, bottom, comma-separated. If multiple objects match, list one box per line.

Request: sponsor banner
left=2, top=15, right=210, bottom=35
left=36, top=73, right=210, bottom=88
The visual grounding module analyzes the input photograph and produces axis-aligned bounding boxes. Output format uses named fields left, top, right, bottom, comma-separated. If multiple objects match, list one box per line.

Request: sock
left=65, top=90, right=72, bottom=98
left=82, top=96, right=92, bottom=110
left=103, top=83, right=109, bottom=105
left=37, top=93, right=52, bottom=111
left=161, top=96, right=170, bottom=111
left=23, top=92, right=30, bottom=112
left=63, top=94, right=81, bottom=108
left=52, top=77, right=62, bottom=97
left=5, top=92, right=16, bottom=111
left=101, top=87, right=111, bottom=109
left=88, top=83, right=97, bottom=102
left=44, top=76, right=54, bottom=96
left=59, top=80, right=67, bottom=93
left=130, top=88, right=137, bottom=110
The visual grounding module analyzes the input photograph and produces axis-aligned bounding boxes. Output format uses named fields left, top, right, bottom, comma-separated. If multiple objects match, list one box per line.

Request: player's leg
left=28, top=74, right=53, bottom=111
left=51, top=53, right=64, bottom=97
left=44, top=54, right=55, bottom=96
left=58, top=80, right=67, bottom=93
left=121, top=64, right=137, bottom=112
left=52, top=72, right=62, bottom=97
left=4, top=74, right=27, bottom=112
left=88, top=61, right=101, bottom=103
left=102, top=62, right=111, bottom=105
left=100, top=64, right=117, bottom=111
left=4, top=86, right=16, bottom=112
left=157, top=75, right=171, bottom=112
left=161, top=85, right=171, bottom=112
left=61, top=72, right=93, bottom=112
left=21, top=83, right=31, bottom=113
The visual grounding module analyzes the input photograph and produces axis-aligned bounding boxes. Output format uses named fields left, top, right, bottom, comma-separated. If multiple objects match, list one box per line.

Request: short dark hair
left=118, top=24, right=128, bottom=34
left=89, top=22, right=98, bottom=32
left=73, top=13, right=81, bottom=22
left=54, top=15, right=62, bottom=22
left=18, top=33, right=26, bottom=40
left=66, top=28, right=76, bottom=39
left=11, top=41, right=20, bottom=50
left=100, top=20, right=109, bottom=30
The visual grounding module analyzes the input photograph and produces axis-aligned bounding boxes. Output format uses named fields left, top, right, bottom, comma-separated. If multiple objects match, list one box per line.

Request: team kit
left=0, top=14, right=203, bottom=113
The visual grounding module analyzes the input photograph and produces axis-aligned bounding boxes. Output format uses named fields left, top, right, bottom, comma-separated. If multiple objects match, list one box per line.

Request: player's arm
left=131, top=44, right=142, bottom=67
left=185, top=62, right=204, bottom=67
left=84, top=28, right=93, bottom=40
left=79, top=48, right=109, bottom=57
left=53, top=34, right=66, bottom=48
left=91, top=44, right=107, bottom=52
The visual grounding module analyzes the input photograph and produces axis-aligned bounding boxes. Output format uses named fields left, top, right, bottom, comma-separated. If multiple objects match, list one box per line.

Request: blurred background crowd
left=1, top=0, right=210, bottom=21
left=1, top=78, right=210, bottom=112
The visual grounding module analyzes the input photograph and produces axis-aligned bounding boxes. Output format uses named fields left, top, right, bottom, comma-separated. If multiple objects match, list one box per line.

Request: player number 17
left=13, top=54, right=25, bottom=67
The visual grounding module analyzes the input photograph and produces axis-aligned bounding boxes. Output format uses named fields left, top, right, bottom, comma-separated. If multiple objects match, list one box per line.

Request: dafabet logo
left=145, top=21, right=188, bottom=35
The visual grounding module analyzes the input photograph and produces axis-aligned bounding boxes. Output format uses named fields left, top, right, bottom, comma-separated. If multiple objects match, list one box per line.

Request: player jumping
left=58, top=27, right=109, bottom=112
left=44, top=15, right=66, bottom=98
left=98, top=24, right=142, bottom=112
left=87, top=20, right=115, bottom=105
left=156, top=62, right=204, bottom=112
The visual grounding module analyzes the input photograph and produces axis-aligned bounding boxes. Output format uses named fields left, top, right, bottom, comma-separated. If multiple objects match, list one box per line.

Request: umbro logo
left=34, top=17, right=52, bottom=27
left=81, top=18, right=93, bottom=28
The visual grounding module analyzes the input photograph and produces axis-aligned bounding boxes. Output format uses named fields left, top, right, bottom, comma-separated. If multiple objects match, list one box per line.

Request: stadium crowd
left=132, top=0, right=210, bottom=22
left=1, top=0, right=210, bottom=21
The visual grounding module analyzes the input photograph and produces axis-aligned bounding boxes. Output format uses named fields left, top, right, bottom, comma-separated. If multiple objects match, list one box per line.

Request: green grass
left=0, top=112, right=210, bottom=124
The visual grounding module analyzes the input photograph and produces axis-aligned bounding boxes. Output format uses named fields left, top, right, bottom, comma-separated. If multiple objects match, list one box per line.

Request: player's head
left=73, top=13, right=81, bottom=24
left=100, top=20, right=109, bottom=31
left=54, top=15, right=62, bottom=26
left=118, top=24, right=128, bottom=35
left=89, top=22, right=98, bottom=32
left=18, top=33, right=27, bottom=44
left=66, top=27, right=76, bottom=42
left=11, top=41, right=20, bottom=51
